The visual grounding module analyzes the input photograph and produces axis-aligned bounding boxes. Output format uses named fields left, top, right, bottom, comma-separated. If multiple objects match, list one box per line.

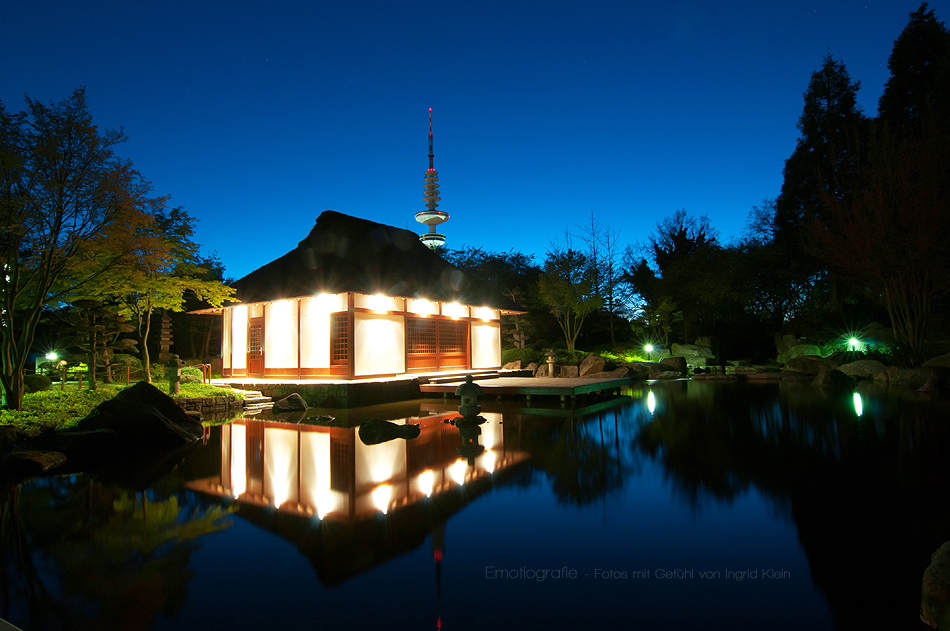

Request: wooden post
left=126, top=366, right=131, bottom=386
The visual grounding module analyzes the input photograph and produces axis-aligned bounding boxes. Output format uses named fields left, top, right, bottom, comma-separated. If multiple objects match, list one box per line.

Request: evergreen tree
left=774, top=54, right=869, bottom=315
left=878, top=2, right=950, bottom=137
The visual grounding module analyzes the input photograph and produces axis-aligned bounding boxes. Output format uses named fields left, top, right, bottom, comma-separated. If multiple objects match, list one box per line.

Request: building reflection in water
left=189, top=409, right=527, bottom=523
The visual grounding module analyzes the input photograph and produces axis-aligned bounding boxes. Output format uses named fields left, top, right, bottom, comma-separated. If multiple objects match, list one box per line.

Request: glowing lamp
left=45, top=351, right=58, bottom=361
left=644, top=344, right=654, bottom=354
left=450, top=459, right=467, bottom=485
left=848, top=337, right=860, bottom=351
left=418, top=469, right=435, bottom=497
left=372, top=484, right=393, bottom=514
left=372, top=294, right=389, bottom=314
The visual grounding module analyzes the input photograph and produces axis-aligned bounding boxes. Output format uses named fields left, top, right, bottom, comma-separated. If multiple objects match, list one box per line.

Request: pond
left=2, top=380, right=949, bottom=630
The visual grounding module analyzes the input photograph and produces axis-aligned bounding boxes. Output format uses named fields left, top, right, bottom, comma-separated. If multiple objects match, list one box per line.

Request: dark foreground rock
left=273, top=393, right=308, bottom=412
left=76, top=381, right=204, bottom=450
left=1, top=383, right=205, bottom=484
left=922, top=541, right=950, bottom=630
left=358, top=418, right=421, bottom=445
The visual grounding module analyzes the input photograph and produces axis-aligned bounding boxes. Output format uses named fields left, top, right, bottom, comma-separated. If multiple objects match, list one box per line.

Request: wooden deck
left=419, top=376, right=631, bottom=404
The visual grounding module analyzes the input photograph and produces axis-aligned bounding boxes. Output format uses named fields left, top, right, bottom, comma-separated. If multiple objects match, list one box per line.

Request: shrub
left=502, top=348, right=544, bottom=366
left=23, top=373, right=53, bottom=393
left=150, top=363, right=166, bottom=381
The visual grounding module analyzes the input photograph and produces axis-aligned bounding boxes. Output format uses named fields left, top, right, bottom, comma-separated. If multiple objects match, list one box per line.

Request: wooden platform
left=419, top=376, right=631, bottom=404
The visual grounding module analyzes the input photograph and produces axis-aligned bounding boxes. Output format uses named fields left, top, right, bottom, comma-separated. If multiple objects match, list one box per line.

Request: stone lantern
left=454, top=375, right=486, bottom=466
left=545, top=350, right=557, bottom=378
left=166, top=354, right=185, bottom=395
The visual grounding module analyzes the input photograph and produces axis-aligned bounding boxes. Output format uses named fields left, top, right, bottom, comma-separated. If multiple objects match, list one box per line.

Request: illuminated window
left=439, top=320, right=467, bottom=354
left=248, top=320, right=263, bottom=356
left=330, top=440, right=352, bottom=492
left=330, top=314, right=348, bottom=364
left=407, top=318, right=437, bottom=354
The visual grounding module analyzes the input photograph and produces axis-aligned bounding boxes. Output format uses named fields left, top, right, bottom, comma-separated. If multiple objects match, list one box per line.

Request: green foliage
left=0, top=382, right=242, bottom=435
left=179, top=366, right=203, bottom=384
left=551, top=349, right=590, bottom=365
left=599, top=349, right=648, bottom=364
left=0, top=389, right=119, bottom=435
left=150, top=363, right=166, bottom=381
left=537, top=245, right=602, bottom=352
left=23, top=374, right=52, bottom=393
left=181, top=366, right=203, bottom=378
left=502, top=347, right=544, bottom=366
left=0, top=88, right=160, bottom=410
left=152, top=382, right=245, bottom=400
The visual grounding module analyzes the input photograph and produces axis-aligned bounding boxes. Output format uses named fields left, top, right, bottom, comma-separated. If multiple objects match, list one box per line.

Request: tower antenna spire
left=428, top=107, right=434, bottom=171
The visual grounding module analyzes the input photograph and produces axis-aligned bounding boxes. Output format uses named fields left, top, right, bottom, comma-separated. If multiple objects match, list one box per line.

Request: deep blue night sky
left=3, top=0, right=945, bottom=279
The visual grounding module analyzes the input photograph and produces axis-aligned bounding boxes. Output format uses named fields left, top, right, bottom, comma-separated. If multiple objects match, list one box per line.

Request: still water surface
left=3, top=381, right=949, bottom=630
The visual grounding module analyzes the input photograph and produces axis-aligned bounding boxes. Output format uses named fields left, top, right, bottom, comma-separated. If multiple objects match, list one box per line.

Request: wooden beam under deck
left=419, top=376, right=632, bottom=404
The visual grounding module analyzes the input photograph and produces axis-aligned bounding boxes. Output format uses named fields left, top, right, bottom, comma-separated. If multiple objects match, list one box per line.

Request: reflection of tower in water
left=432, top=522, right=445, bottom=630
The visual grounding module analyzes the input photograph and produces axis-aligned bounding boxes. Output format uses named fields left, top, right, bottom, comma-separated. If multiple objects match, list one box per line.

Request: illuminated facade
left=203, top=211, right=517, bottom=379
left=187, top=409, right=527, bottom=522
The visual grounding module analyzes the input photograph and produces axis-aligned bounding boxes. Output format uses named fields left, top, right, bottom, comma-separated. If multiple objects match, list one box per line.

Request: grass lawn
left=0, top=381, right=244, bottom=437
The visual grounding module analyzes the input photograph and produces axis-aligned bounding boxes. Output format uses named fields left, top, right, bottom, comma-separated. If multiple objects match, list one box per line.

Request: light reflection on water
left=3, top=381, right=950, bottom=630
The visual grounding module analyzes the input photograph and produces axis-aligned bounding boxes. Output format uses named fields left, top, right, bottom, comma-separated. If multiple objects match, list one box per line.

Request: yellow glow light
left=230, top=424, right=247, bottom=499
left=372, top=294, right=389, bottom=314
left=316, top=488, right=337, bottom=519
left=451, top=458, right=467, bottom=485
left=413, top=299, right=434, bottom=316
left=481, top=449, right=496, bottom=473
left=418, top=469, right=435, bottom=497
left=372, top=484, right=393, bottom=514
left=445, top=302, right=464, bottom=320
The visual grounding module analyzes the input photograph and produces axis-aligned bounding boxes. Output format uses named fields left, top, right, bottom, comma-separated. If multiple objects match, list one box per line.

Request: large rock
left=778, top=343, right=822, bottom=365
left=873, top=366, right=950, bottom=391
left=670, top=343, right=716, bottom=367
left=525, top=362, right=539, bottom=375
left=76, top=381, right=204, bottom=450
left=923, top=353, right=950, bottom=369
left=838, top=360, right=887, bottom=379
left=784, top=355, right=837, bottom=375
left=502, top=360, right=522, bottom=370
left=558, top=365, right=580, bottom=378
left=358, top=418, right=420, bottom=445
left=578, top=354, right=606, bottom=376
left=922, top=541, right=950, bottom=630
left=583, top=367, right=631, bottom=379
left=627, top=361, right=672, bottom=380
left=661, top=356, right=687, bottom=374
left=812, top=369, right=853, bottom=391
left=273, top=393, right=308, bottom=412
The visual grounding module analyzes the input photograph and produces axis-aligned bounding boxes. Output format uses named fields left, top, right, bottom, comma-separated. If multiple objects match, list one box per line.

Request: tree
left=58, top=300, right=136, bottom=389
left=816, top=5, right=950, bottom=353
left=774, top=55, right=869, bottom=315
left=577, top=211, right=629, bottom=346
left=0, top=89, right=157, bottom=409
left=878, top=2, right=950, bottom=138
left=623, top=210, right=720, bottom=344
left=537, top=239, right=602, bottom=352
left=104, top=206, right=233, bottom=382
left=818, top=94, right=950, bottom=353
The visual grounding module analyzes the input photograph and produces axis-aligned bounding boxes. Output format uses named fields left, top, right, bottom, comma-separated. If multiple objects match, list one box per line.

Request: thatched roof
left=229, top=211, right=509, bottom=308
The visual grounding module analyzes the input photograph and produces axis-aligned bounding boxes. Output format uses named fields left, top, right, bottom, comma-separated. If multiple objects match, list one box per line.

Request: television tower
left=415, top=108, right=448, bottom=249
